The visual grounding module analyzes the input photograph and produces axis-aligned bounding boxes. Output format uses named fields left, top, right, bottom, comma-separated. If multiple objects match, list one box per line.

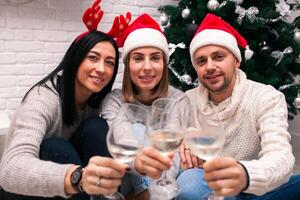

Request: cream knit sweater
left=0, top=83, right=99, bottom=197
left=186, top=69, right=294, bottom=195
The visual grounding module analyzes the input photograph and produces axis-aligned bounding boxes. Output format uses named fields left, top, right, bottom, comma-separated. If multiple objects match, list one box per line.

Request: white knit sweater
left=185, top=69, right=294, bottom=195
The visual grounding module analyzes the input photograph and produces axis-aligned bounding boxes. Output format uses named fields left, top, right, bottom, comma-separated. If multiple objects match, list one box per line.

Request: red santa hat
left=189, top=13, right=252, bottom=66
left=116, top=13, right=169, bottom=62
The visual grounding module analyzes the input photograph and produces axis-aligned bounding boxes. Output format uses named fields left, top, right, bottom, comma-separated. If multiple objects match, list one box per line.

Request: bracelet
left=237, top=161, right=250, bottom=191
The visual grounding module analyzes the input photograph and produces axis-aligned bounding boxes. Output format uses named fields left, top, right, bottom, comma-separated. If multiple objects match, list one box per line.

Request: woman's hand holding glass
left=145, top=98, right=188, bottom=199
left=91, top=103, right=149, bottom=200
left=83, top=156, right=127, bottom=196
left=134, top=146, right=174, bottom=179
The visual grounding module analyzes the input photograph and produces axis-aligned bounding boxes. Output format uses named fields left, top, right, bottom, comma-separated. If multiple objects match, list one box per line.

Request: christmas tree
left=159, top=0, right=300, bottom=119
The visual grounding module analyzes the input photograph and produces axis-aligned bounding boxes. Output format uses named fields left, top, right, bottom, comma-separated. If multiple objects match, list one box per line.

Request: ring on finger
left=184, top=147, right=191, bottom=151
left=96, top=176, right=102, bottom=187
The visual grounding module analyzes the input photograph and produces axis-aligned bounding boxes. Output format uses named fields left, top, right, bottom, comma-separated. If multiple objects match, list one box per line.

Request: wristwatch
left=70, top=166, right=84, bottom=193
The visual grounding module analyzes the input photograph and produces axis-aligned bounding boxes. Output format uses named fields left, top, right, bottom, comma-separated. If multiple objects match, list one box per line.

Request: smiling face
left=193, top=45, right=240, bottom=101
left=75, top=41, right=116, bottom=101
left=128, top=47, right=164, bottom=94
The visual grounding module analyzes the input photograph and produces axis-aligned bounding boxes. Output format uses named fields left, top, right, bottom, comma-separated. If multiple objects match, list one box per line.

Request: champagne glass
left=146, top=98, right=188, bottom=199
left=185, top=103, right=225, bottom=200
left=91, top=103, right=149, bottom=200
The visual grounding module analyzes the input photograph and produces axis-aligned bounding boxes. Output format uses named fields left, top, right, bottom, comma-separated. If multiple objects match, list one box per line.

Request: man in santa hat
left=177, top=13, right=300, bottom=200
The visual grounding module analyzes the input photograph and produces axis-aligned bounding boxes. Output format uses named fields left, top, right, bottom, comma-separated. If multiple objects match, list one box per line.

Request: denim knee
left=132, top=174, right=150, bottom=195
left=40, top=137, right=81, bottom=165
left=176, top=168, right=211, bottom=200
left=120, top=173, right=150, bottom=196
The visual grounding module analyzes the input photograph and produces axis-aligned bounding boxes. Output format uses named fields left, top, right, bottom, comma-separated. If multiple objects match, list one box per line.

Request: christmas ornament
left=271, top=46, right=293, bottom=65
left=294, top=93, right=300, bottom=109
left=181, top=7, right=191, bottom=19
left=259, top=46, right=272, bottom=57
left=168, top=62, right=198, bottom=86
left=259, top=42, right=272, bottom=57
left=235, top=6, right=259, bottom=25
left=181, top=74, right=192, bottom=84
left=207, top=0, right=219, bottom=11
left=294, top=29, right=300, bottom=43
left=186, top=21, right=199, bottom=39
left=159, top=12, right=169, bottom=26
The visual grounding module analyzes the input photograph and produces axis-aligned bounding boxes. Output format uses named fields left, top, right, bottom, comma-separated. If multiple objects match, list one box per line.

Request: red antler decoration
left=82, top=0, right=103, bottom=31
left=107, top=12, right=131, bottom=45
left=76, top=0, right=103, bottom=42
left=77, top=0, right=131, bottom=44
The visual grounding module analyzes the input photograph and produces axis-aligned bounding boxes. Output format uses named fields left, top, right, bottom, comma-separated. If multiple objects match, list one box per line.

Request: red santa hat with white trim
left=189, top=13, right=252, bottom=66
left=116, top=13, right=169, bottom=62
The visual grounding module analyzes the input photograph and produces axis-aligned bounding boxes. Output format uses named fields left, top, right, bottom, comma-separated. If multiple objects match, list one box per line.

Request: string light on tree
left=181, top=6, right=191, bottom=19
left=231, top=0, right=244, bottom=5
left=207, top=0, right=219, bottom=11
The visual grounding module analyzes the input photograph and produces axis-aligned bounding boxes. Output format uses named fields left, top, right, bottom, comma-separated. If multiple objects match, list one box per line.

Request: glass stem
left=162, top=170, right=167, bottom=180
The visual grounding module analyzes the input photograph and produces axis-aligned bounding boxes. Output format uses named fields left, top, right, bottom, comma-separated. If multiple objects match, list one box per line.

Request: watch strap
left=71, top=166, right=84, bottom=193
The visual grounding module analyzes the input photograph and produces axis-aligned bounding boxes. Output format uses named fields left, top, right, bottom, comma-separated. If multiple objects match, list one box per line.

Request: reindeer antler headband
left=76, top=0, right=131, bottom=44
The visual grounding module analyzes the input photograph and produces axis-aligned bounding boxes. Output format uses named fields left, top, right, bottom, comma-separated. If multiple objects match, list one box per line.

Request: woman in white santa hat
left=101, top=13, right=190, bottom=200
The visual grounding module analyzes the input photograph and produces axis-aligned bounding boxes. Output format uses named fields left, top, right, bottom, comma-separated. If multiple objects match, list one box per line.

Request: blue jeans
left=120, top=173, right=150, bottom=196
left=0, top=116, right=110, bottom=200
left=176, top=168, right=300, bottom=200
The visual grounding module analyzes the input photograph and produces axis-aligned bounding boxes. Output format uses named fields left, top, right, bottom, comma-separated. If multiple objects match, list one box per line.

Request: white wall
left=0, top=0, right=178, bottom=116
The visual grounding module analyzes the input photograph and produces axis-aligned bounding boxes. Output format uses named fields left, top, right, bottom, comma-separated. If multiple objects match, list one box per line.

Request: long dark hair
left=22, top=31, right=119, bottom=126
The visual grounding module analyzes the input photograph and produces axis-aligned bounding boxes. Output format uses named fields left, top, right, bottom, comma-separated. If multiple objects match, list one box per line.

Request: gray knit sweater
left=0, top=82, right=99, bottom=197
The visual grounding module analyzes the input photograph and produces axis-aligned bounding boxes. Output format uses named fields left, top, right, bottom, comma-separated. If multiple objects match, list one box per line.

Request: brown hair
left=122, top=51, right=169, bottom=103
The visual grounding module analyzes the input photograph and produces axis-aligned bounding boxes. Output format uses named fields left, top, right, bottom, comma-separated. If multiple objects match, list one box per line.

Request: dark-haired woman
left=0, top=31, right=127, bottom=200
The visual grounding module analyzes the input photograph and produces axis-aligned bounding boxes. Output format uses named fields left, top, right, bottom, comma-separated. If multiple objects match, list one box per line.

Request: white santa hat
left=116, top=13, right=169, bottom=62
left=189, top=13, right=253, bottom=67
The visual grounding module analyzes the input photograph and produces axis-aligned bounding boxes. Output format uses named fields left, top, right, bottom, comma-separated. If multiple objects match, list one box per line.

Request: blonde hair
left=122, top=52, right=169, bottom=103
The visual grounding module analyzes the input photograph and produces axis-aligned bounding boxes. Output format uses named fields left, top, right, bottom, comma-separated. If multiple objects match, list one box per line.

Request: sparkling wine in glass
left=185, top=127, right=224, bottom=161
left=147, top=98, right=188, bottom=199
left=148, top=129, right=183, bottom=154
left=91, top=103, right=149, bottom=200
left=185, top=103, right=225, bottom=200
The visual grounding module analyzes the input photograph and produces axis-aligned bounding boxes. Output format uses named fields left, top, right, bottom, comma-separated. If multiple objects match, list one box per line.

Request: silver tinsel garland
left=168, top=62, right=199, bottom=87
